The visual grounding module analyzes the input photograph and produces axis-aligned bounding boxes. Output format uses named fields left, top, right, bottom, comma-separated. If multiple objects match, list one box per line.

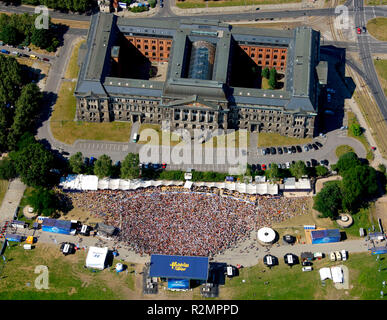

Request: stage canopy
left=149, top=254, right=209, bottom=280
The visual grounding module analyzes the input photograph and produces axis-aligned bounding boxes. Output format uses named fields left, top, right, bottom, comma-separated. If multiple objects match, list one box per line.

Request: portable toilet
left=26, top=236, right=34, bottom=244
left=116, top=263, right=123, bottom=273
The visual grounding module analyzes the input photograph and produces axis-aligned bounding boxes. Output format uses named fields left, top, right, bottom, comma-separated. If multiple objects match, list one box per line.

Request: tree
left=0, top=25, right=20, bottom=45
left=69, top=152, right=85, bottom=174
left=7, top=83, right=42, bottom=150
left=94, top=154, right=113, bottom=178
left=335, top=152, right=361, bottom=174
left=120, top=153, right=140, bottom=179
left=289, top=160, right=307, bottom=179
left=341, top=165, right=379, bottom=212
left=261, top=67, right=270, bottom=79
left=31, top=28, right=51, bottom=49
left=313, top=180, right=342, bottom=219
left=148, top=0, right=156, bottom=7
left=9, top=140, right=54, bottom=187
left=267, top=163, right=281, bottom=181
left=0, top=157, right=17, bottom=180
left=26, top=187, right=59, bottom=217
left=315, top=165, right=329, bottom=177
left=269, top=68, right=277, bottom=89
left=377, top=164, right=386, bottom=174
left=350, top=122, right=362, bottom=136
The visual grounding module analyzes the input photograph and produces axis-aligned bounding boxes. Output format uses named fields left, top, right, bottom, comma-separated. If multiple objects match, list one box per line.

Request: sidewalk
left=0, top=179, right=26, bottom=223
left=170, top=0, right=325, bottom=16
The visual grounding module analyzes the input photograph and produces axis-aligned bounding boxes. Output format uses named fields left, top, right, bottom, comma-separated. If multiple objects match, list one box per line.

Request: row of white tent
left=319, top=267, right=344, bottom=283
left=59, top=174, right=279, bottom=195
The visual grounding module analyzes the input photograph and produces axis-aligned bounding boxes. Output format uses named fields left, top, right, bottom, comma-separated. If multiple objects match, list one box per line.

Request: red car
left=262, top=164, right=266, bottom=171
left=356, top=27, right=361, bottom=34
left=42, top=57, right=50, bottom=62
left=162, top=163, right=167, bottom=169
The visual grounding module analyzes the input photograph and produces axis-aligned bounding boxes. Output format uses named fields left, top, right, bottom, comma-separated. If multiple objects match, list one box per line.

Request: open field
left=0, top=180, right=9, bottom=209
left=50, top=80, right=132, bottom=145
left=0, top=243, right=137, bottom=300
left=257, top=132, right=312, bottom=147
left=335, top=145, right=354, bottom=158
left=65, top=39, right=86, bottom=79
left=51, top=18, right=90, bottom=29
left=347, top=110, right=375, bottom=161
left=1, top=240, right=385, bottom=300
left=176, top=0, right=301, bottom=9
left=220, top=252, right=387, bottom=300
left=365, top=0, right=387, bottom=4
left=367, top=18, right=387, bottom=41
left=374, top=59, right=387, bottom=97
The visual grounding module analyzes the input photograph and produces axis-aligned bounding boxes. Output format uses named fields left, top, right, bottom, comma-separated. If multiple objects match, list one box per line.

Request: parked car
left=256, top=164, right=261, bottom=171
left=291, top=146, right=297, bottom=153
left=302, top=266, right=313, bottom=272
left=315, top=141, right=323, bottom=148
left=312, top=143, right=318, bottom=150
left=162, top=163, right=167, bottom=169
left=266, top=147, right=271, bottom=155
left=306, top=161, right=311, bottom=167
left=335, top=251, right=342, bottom=261
left=277, top=147, right=283, bottom=154
left=84, top=157, right=90, bottom=165
left=320, top=159, right=329, bottom=166
left=296, top=145, right=302, bottom=153
left=311, top=159, right=318, bottom=167
left=285, top=162, right=290, bottom=169
left=0, top=49, right=10, bottom=54
left=303, top=145, right=309, bottom=152
left=356, top=27, right=361, bottom=34
left=152, top=163, right=161, bottom=170
left=262, top=164, right=266, bottom=171
left=330, top=252, right=336, bottom=261
left=251, top=164, right=256, bottom=172
left=270, top=147, right=276, bottom=155
left=261, top=148, right=267, bottom=155
left=42, top=57, right=50, bottom=62
left=362, top=26, right=366, bottom=33
left=283, top=146, right=288, bottom=154
left=341, top=250, right=347, bottom=261
left=302, top=261, right=313, bottom=267
left=307, top=143, right=313, bottom=150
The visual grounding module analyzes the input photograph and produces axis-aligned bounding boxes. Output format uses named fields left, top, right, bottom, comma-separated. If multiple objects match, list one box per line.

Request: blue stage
left=149, top=254, right=209, bottom=280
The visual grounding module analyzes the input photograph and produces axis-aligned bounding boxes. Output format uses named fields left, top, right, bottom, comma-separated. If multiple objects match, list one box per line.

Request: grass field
left=50, top=81, right=132, bottom=145
left=336, top=205, right=376, bottom=238
left=65, top=39, right=86, bottom=79
left=346, top=110, right=374, bottom=161
left=335, top=145, right=355, bottom=158
left=0, top=179, right=9, bottom=209
left=365, top=0, right=387, bottom=6
left=221, top=252, right=387, bottom=300
left=1, top=241, right=385, bottom=300
left=257, top=132, right=312, bottom=147
left=176, top=0, right=301, bottom=9
left=0, top=243, right=136, bottom=300
left=366, top=18, right=387, bottom=41
left=51, top=18, right=90, bottom=29
left=374, top=59, right=387, bottom=97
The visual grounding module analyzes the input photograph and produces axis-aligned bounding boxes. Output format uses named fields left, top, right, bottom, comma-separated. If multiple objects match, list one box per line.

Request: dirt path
left=373, top=195, right=387, bottom=230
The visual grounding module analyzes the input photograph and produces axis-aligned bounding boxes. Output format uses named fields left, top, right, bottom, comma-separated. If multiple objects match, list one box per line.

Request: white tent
left=331, top=266, right=343, bottom=283
left=184, top=181, right=193, bottom=189
left=319, top=267, right=332, bottom=281
left=86, top=246, right=108, bottom=270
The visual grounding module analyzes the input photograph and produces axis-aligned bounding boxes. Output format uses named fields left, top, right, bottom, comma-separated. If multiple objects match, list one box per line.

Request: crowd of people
left=66, top=187, right=309, bottom=256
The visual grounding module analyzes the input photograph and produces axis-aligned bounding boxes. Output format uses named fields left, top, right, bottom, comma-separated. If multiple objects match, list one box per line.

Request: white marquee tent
left=319, top=268, right=332, bottom=281
left=331, top=266, right=343, bottom=283
left=85, top=246, right=108, bottom=270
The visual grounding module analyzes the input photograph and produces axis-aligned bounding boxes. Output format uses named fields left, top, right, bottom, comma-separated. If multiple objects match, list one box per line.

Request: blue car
left=90, top=157, right=96, bottom=165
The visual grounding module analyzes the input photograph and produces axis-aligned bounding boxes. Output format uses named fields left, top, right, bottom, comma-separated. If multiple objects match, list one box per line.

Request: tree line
left=1, top=0, right=93, bottom=13
left=313, top=152, right=384, bottom=219
left=0, top=12, right=59, bottom=52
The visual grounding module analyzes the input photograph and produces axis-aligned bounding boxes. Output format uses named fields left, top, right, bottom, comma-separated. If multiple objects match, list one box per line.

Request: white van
left=302, top=266, right=313, bottom=272
left=335, top=251, right=342, bottom=261
left=330, top=252, right=336, bottom=261
left=341, top=250, right=347, bottom=261
left=132, top=133, right=139, bottom=143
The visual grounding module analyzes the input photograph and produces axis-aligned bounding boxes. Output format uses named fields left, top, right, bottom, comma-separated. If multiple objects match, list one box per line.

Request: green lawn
left=176, top=0, right=301, bottom=9
left=50, top=82, right=132, bottom=145
left=335, top=145, right=354, bottom=158
left=347, top=111, right=374, bottom=161
left=65, top=39, right=86, bottom=79
left=257, top=132, right=312, bottom=147
left=367, top=18, right=387, bottom=41
left=0, top=243, right=136, bottom=300
left=336, top=205, right=376, bottom=239
left=365, top=0, right=387, bottom=5
left=374, top=59, right=387, bottom=97
left=221, top=252, right=387, bottom=300
left=0, top=179, right=9, bottom=209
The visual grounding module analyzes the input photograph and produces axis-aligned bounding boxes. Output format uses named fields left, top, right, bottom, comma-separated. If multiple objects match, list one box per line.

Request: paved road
left=354, top=0, right=387, bottom=122
left=0, top=179, right=26, bottom=223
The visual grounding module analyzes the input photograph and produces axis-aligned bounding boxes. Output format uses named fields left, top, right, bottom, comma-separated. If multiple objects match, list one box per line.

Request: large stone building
left=75, top=14, right=327, bottom=138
